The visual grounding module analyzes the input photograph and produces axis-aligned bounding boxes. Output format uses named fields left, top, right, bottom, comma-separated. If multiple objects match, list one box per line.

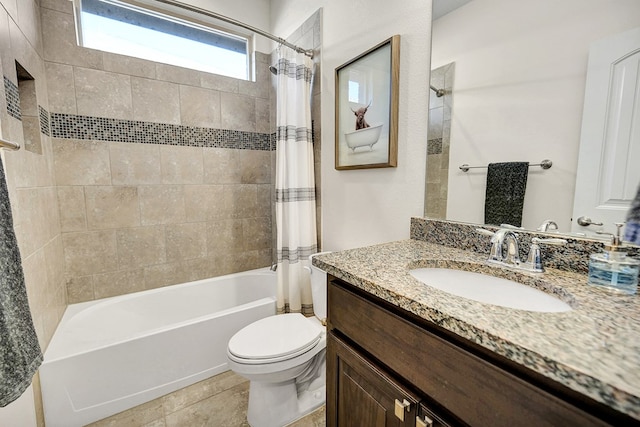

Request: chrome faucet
left=477, top=228, right=567, bottom=273
left=537, top=220, right=558, bottom=232
left=486, top=228, right=521, bottom=266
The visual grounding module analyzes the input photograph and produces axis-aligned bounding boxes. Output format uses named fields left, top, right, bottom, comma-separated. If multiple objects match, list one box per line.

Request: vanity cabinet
left=326, top=276, right=629, bottom=427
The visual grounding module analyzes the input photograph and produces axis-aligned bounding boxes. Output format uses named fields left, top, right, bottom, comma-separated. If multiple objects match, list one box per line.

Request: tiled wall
left=41, top=0, right=275, bottom=303
left=425, top=62, right=454, bottom=219
left=0, top=0, right=66, bottom=423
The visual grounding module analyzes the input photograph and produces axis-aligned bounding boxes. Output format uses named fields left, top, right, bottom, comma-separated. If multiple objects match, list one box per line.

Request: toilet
left=227, top=252, right=330, bottom=427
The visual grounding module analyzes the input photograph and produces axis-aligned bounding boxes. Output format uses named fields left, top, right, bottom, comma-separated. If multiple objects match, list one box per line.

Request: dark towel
left=624, top=183, right=640, bottom=245
left=0, top=157, right=42, bottom=407
left=484, top=162, right=529, bottom=227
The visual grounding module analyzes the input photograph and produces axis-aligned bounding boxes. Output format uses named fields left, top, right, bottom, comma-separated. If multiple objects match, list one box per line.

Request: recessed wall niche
left=16, top=62, right=42, bottom=154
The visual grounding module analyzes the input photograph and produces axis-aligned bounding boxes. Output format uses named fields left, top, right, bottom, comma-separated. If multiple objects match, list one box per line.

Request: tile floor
left=87, top=371, right=326, bottom=427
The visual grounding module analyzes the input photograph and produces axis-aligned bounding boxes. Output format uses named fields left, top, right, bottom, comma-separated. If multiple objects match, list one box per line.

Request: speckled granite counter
left=313, top=239, right=640, bottom=420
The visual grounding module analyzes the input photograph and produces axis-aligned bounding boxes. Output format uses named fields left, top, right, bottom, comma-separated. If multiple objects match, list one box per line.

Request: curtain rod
left=151, top=0, right=314, bottom=58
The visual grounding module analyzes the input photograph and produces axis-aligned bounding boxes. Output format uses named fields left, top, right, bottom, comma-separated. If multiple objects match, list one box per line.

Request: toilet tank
left=308, top=252, right=331, bottom=320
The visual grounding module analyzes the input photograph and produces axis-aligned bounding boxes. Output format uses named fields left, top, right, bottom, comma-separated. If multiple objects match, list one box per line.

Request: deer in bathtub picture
left=345, top=100, right=383, bottom=152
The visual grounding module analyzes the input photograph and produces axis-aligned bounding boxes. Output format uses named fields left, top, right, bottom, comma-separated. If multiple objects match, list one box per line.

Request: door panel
left=572, top=27, right=640, bottom=236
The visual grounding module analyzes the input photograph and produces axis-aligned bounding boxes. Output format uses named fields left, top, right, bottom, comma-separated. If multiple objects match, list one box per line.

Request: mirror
left=425, top=0, right=640, bottom=236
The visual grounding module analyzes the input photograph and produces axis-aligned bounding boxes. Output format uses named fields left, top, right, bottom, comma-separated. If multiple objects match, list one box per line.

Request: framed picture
left=335, top=35, right=400, bottom=170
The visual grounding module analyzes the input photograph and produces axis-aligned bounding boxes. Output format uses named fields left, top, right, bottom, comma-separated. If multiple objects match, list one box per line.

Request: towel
left=484, top=162, right=529, bottom=227
left=624, top=183, right=640, bottom=245
left=0, top=157, right=42, bottom=407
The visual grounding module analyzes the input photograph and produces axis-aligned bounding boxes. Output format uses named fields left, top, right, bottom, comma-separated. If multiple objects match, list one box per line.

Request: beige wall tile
left=116, top=226, right=166, bottom=270
left=139, top=185, right=186, bottom=225
left=16, top=0, right=42, bottom=64
left=110, top=142, right=161, bottom=185
left=93, top=269, right=145, bottom=299
left=57, top=186, right=87, bottom=232
left=206, top=219, right=243, bottom=255
left=74, top=67, right=132, bottom=119
left=0, top=7, right=13, bottom=79
left=62, top=230, right=118, bottom=276
left=56, top=284, right=89, bottom=316
left=143, top=261, right=191, bottom=290
left=255, top=97, right=271, bottom=134
left=160, top=145, right=203, bottom=184
left=203, top=148, right=242, bottom=184
left=200, top=73, right=238, bottom=93
left=165, top=222, right=206, bottom=261
left=240, top=150, right=270, bottom=184
left=103, top=52, right=156, bottom=79
left=238, top=72, right=269, bottom=100
left=183, top=256, right=225, bottom=281
left=45, top=62, right=76, bottom=114
left=183, top=185, right=225, bottom=222
left=53, top=139, right=111, bottom=185
left=9, top=17, right=42, bottom=82
left=40, top=0, right=73, bottom=14
left=220, top=92, right=255, bottom=132
left=15, top=188, right=49, bottom=257
left=85, top=186, right=141, bottom=230
left=243, top=217, right=271, bottom=251
left=156, top=63, right=200, bottom=86
left=179, top=85, right=220, bottom=128
left=41, top=7, right=102, bottom=69
left=224, top=184, right=258, bottom=219
left=132, top=77, right=180, bottom=124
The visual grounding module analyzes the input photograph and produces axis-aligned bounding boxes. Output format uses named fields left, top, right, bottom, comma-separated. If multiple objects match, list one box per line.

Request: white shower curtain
left=275, top=48, right=318, bottom=315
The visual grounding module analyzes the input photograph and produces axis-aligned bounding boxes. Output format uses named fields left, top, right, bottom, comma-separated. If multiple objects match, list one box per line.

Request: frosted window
left=77, top=0, right=250, bottom=80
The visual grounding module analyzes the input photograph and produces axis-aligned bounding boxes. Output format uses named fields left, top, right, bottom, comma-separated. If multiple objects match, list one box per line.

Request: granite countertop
left=313, top=239, right=640, bottom=420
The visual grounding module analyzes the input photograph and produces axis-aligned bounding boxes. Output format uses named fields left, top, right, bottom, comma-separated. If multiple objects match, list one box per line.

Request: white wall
left=433, top=0, right=640, bottom=231
left=271, top=0, right=432, bottom=250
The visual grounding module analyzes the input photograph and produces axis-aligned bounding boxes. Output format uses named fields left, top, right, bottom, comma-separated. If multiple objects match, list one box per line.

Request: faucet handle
left=523, top=237, right=567, bottom=273
left=531, top=237, right=567, bottom=246
left=475, top=228, right=495, bottom=237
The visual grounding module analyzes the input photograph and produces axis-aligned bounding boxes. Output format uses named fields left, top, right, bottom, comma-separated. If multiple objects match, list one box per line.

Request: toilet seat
left=228, top=313, right=323, bottom=365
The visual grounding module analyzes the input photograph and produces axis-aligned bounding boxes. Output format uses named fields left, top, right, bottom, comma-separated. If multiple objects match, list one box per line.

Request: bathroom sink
left=409, top=268, right=572, bottom=312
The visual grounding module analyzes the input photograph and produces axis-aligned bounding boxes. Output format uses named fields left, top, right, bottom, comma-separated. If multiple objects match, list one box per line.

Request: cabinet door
left=416, top=404, right=453, bottom=427
left=327, top=332, right=419, bottom=427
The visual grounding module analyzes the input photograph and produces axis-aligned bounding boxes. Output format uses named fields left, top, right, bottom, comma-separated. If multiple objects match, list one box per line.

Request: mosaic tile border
left=4, top=76, right=21, bottom=120
left=50, top=113, right=274, bottom=151
left=39, top=106, right=50, bottom=136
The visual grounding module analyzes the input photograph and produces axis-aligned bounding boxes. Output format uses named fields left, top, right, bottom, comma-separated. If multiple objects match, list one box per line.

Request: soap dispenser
left=588, top=223, right=640, bottom=294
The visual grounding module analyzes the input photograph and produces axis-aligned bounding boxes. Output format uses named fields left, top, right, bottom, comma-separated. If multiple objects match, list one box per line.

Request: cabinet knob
left=416, top=414, right=434, bottom=427
left=394, top=399, right=411, bottom=421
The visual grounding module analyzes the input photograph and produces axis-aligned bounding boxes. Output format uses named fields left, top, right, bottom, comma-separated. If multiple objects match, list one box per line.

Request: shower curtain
left=275, top=48, right=318, bottom=315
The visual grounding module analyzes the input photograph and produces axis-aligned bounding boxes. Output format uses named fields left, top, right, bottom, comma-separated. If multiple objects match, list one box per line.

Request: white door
left=571, top=27, right=640, bottom=237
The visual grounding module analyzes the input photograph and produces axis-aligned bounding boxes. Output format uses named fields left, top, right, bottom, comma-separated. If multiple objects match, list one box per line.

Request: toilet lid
left=228, top=313, right=322, bottom=361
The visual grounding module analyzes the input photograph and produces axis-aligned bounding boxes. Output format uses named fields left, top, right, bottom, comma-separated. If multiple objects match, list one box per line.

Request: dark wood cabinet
left=327, top=276, right=634, bottom=427
left=328, top=333, right=420, bottom=426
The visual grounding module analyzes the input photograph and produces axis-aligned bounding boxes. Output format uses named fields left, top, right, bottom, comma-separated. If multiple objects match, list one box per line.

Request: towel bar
left=459, top=159, right=552, bottom=172
left=0, top=138, right=20, bottom=151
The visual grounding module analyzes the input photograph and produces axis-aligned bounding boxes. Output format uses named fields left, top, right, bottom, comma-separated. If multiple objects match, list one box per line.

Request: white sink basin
left=409, top=268, right=572, bottom=312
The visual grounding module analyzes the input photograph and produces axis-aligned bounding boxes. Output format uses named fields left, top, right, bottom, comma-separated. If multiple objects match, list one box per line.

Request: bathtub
left=344, top=123, right=383, bottom=151
left=40, top=268, right=277, bottom=427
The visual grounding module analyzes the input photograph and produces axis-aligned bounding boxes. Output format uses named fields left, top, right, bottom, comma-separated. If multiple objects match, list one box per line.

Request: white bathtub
left=40, top=268, right=277, bottom=427
left=344, top=123, right=383, bottom=151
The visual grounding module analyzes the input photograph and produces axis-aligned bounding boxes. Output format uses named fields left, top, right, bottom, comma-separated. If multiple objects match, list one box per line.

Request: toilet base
left=246, top=381, right=325, bottom=427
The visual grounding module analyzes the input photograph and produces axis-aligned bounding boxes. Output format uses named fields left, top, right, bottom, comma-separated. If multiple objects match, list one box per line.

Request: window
left=75, top=0, right=251, bottom=80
